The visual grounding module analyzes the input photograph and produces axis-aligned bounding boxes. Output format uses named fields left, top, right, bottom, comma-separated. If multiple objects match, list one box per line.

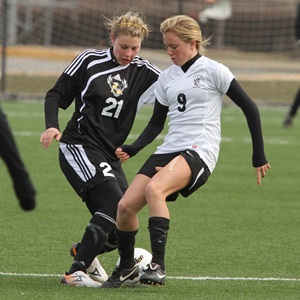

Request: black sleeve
left=44, top=73, right=77, bottom=130
left=226, top=79, right=268, bottom=167
left=44, top=95, right=60, bottom=129
left=120, top=99, right=168, bottom=157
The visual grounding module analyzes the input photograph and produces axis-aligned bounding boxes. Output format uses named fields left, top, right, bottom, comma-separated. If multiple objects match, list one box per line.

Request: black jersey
left=45, top=48, right=160, bottom=161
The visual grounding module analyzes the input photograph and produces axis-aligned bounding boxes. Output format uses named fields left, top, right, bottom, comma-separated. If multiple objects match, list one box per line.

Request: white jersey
left=154, top=56, right=234, bottom=172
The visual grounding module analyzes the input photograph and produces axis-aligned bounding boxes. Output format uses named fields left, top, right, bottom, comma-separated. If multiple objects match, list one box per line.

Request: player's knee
left=117, top=198, right=135, bottom=218
left=145, top=181, right=163, bottom=201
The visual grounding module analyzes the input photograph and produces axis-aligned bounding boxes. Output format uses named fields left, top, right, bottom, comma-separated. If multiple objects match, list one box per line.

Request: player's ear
left=110, top=33, right=116, bottom=44
left=190, top=39, right=197, bottom=49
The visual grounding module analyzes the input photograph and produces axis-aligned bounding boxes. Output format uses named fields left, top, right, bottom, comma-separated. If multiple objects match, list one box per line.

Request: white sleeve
left=215, top=63, right=235, bottom=94
left=154, top=72, right=169, bottom=106
left=136, top=81, right=157, bottom=111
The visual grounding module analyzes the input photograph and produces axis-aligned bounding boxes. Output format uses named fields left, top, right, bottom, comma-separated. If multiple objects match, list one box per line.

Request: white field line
left=0, top=272, right=299, bottom=282
left=168, top=276, right=300, bottom=282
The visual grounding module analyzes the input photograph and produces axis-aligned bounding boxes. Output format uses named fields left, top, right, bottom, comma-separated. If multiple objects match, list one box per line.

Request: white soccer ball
left=134, top=247, right=152, bottom=272
left=116, top=247, right=152, bottom=273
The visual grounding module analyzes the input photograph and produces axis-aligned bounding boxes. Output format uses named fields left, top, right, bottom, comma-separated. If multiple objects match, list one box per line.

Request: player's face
left=163, top=31, right=197, bottom=66
left=111, top=34, right=142, bottom=66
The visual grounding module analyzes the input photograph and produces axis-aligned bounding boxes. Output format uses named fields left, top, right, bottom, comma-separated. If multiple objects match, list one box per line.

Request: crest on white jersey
left=193, top=75, right=202, bottom=88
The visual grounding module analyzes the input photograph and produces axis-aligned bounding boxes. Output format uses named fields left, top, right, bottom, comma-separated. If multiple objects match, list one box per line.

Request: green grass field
left=0, top=100, right=299, bottom=299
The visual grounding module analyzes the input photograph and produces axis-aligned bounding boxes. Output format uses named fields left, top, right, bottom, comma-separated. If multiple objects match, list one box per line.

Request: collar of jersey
left=181, top=53, right=201, bottom=73
left=109, top=47, right=120, bottom=66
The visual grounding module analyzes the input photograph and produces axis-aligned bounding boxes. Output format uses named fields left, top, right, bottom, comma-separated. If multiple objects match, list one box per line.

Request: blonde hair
left=160, top=15, right=211, bottom=54
left=104, top=10, right=150, bottom=45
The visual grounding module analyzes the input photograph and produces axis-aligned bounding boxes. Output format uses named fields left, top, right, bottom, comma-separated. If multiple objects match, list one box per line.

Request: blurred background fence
left=0, top=0, right=299, bottom=104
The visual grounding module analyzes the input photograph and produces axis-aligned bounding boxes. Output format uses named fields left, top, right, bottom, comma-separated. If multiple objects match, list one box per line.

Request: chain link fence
left=1, top=0, right=299, bottom=103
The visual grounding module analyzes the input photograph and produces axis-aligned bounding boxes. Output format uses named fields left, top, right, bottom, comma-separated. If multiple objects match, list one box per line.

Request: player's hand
left=40, top=127, right=61, bottom=148
left=115, top=147, right=130, bottom=163
left=255, top=163, right=271, bottom=186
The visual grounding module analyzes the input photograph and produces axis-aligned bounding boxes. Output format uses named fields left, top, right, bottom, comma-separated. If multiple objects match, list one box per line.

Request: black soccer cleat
left=70, top=242, right=80, bottom=257
left=101, top=265, right=140, bottom=288
left=139, top=263, right=166, bottom=286
left=69, top=242, right=108, bottom=283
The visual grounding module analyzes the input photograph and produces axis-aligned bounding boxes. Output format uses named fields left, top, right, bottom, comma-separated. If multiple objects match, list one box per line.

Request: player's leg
left=146, top=155, right=191, bottom=218
left=117, top=174, right=149, bottom=231
left=289, top=88, right=300, bottom=118
left=84, top=159, right=129, bottom=254
left=141, top=150, right=210, bottom=286
left=84, top=158, right=128, bottom=261
left=283, top=87, right=300, bottom=127
left=0, top=106, right=36, bottom=210
left=67, top=179, right=122, bottom=279
left=146, top=155, right=191, bottom=271
left=59, top=144, right=124, bottom=287
left=140, top=155, right=191, bottom=286
left=101, top=174, right=148, bottom=288
left=116, top=174, right=149, bottom=267
left=69, top=241, right=108, bottom=283
left=61, top=180, right=122, bottom=287
left=68, top=189, right=120, bottom=283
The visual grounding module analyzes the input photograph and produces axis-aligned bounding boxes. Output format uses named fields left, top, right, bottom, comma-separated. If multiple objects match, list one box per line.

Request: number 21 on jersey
left=101, top=97, right=124, bottom=119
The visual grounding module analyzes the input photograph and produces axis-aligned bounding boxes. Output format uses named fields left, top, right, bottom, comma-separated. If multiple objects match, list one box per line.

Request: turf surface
left=0, top=101, right=299, bottom=299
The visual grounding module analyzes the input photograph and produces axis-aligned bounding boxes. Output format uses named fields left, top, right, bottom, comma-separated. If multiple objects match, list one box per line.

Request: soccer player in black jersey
left=40, top=11, right=161, bottom=287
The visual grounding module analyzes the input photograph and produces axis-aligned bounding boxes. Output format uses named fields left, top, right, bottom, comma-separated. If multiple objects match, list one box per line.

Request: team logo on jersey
left=193, top=75, right=202, bottom=88
left=107, top=74, right=128, bottom=97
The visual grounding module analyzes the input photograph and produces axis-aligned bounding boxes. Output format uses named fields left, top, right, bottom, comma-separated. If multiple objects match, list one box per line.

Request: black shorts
left=138, top=149, right=211, bottom=198
left=59, top=143, right=128, bottom=200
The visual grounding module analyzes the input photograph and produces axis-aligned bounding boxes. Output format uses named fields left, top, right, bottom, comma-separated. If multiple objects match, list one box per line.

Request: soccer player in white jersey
left=102, top=15, right=271, bottom=288
left=40, top=11, right=161, bottom=287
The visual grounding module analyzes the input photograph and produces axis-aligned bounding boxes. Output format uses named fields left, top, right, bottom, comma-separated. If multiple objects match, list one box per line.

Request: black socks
left=115, top=228, right=138, bottom=269
left=148, top=216, right=170, bottom=271
left=68, top=214, right=114, bottom=274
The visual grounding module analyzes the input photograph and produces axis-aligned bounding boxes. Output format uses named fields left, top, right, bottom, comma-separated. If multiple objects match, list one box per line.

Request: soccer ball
left=116, top=248, right=152, bottom=287
left=134, top=247, right=152, bottom=272
left=116, top=247, right=152, bottom=273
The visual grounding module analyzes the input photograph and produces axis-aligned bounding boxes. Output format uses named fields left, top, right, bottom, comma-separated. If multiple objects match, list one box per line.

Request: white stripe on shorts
left=60, top=143, right=96, bottom=182
left=188, top=167, right=204, bottom=190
